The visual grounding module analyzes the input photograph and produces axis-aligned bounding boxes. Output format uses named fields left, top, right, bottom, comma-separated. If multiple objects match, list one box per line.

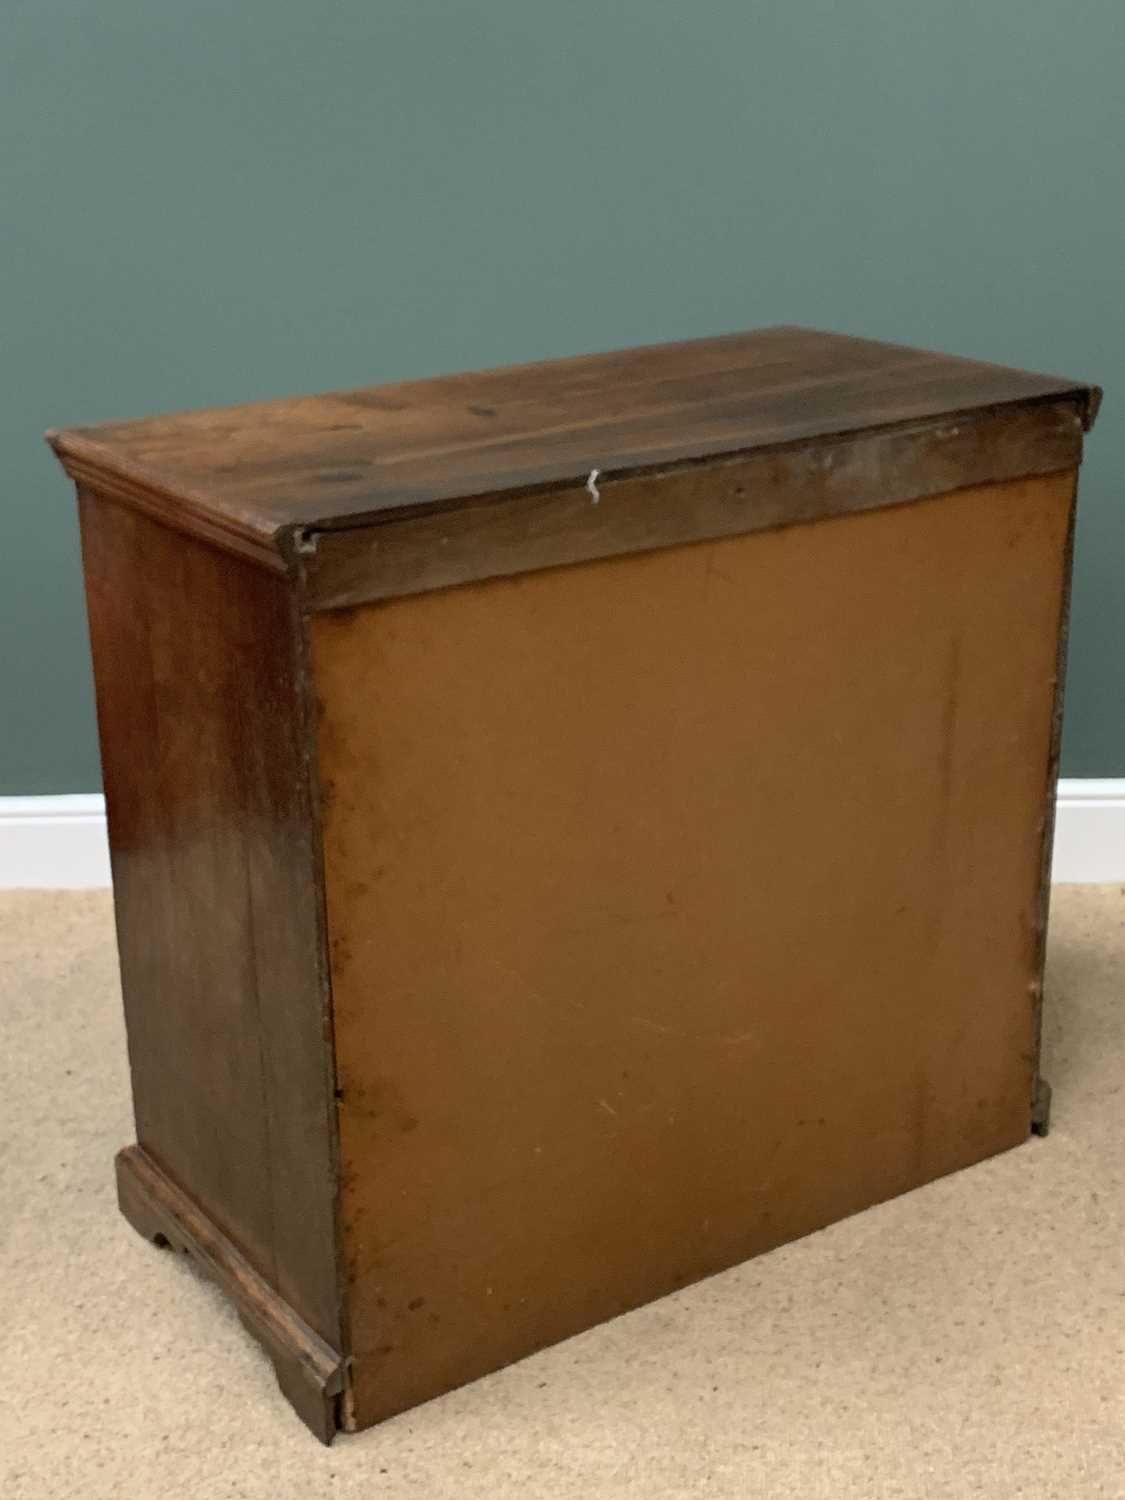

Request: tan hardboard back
left=313, top=472, right=1072, bottom=1428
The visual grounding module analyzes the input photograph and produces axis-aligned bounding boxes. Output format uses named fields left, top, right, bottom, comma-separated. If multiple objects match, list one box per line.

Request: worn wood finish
left=52, top=327, right=1099, bottom=1442
left=77, top=493, right=343, bottom=1351
left=49, top=328, right=1099, bottom=564
left=303, top=399, right=1083, bottom=609
left=116, top=1145, right=347, bottom=1442
left=313, top=471, right=1073, bottom=1429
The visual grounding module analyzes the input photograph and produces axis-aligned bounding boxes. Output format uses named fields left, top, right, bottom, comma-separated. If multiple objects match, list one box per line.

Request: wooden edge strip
left=1027, top=472, right=1080, bottom=1137
left=299, top=399, right=1087, bottom=612
left=289, top=599, right=355, bottom=1418
left=115, top=1144, right=347, bottom=1444
left=45, top=433, right=287, bottom=574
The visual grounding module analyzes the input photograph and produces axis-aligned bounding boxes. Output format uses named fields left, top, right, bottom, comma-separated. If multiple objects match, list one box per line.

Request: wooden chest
left=49, top=327, right=1100, bottom=1442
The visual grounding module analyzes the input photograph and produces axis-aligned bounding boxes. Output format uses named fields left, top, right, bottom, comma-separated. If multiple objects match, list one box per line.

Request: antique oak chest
left=49, top=327, right=1100, bottom=1442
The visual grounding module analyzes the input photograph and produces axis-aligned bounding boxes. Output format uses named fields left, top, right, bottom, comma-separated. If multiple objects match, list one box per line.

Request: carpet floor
left=2, top=885, right=1123, bottom=1498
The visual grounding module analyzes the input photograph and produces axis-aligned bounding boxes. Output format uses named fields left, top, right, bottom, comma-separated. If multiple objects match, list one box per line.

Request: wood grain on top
left=47, top=326, right=1099, bottom=561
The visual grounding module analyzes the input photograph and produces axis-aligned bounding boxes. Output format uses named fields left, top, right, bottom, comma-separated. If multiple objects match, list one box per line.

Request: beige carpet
left=2, top=886, right=1123, bottom=1498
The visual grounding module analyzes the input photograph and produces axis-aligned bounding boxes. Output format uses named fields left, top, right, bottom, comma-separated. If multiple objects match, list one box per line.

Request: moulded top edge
left=46, top=326, right=1100, bottom=560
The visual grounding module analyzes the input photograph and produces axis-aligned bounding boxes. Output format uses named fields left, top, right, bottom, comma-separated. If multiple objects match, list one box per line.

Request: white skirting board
left=0, top=795, right=112, bottom=890
left=0, top=782, right=1123, bottom=890
left=1050, top=779, right=1125, bottom=883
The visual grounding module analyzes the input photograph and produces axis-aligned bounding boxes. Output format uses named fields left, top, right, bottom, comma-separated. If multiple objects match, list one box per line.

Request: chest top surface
left=47, top=325, right=1098, bottom=567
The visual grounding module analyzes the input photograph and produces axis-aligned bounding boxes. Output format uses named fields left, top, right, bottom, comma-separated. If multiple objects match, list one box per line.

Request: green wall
left=3, top=0, right=1121, bottom=791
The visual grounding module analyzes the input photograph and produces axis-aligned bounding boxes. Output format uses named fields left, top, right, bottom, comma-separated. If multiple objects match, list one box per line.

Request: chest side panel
left=311, top=470, right=1073, bottom=1427
left=79, top=493, right=342, bottom=1348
